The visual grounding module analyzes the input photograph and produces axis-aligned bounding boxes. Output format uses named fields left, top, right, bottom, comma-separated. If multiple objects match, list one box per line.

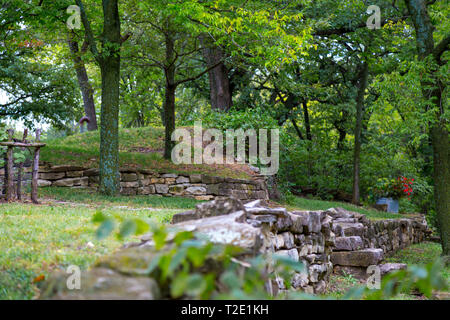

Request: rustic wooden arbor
left=0, top=129, right=45, bottom=203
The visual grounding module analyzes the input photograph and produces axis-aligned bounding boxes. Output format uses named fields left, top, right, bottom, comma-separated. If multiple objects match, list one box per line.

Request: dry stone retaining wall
left=40, top=200, right=431, bottom=299
left=328, top=207, right=431, bottom=278
left=37, top=164, right=269, bottom=201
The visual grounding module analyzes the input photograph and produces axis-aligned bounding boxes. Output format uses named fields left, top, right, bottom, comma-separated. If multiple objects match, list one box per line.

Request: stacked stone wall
left=36, top=164, right=269, bottom=201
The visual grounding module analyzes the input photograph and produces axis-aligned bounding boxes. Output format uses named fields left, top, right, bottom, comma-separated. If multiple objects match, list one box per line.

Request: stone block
left=168, top=184, right=185, bottom=195
left=66, top=170, right=83, bottom=178
left=275, top=249, right=299, bottom=262
left=331, top=248, right=384, bottom=267
left=138, top=185, right=155, bottom=195
left=175, top=176, right=190, bottom=184
left=161, top=173, right=177, bottom=178
left=185, top=186, right=206, bottom=195
left=53, top=178, right=77, bottom=187
left=120, top=181, right=139, bottom=188
left=333, top=222, right=365, bottom=237
left=39, top=172, right=65, bottom=180
left=189, top=174, right=202, bottom=183
left=155, top=184, right=169, bottom=194
left=38, top=179, right=52, bottom=187
left=334, top=236, right=364, bottom=251
left=121, top=173, right=138, bottom=182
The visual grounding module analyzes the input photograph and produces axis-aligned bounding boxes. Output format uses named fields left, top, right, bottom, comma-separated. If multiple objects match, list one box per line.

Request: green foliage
left=198, top=107, right=279, bottom=131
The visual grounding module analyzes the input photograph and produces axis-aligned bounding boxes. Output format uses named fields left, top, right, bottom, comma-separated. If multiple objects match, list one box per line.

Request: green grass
left=40, top=127, right=250, bottom=179
left=40, top=186, right=203, bottom=209
left=285, top=196, right=415, bottom=220
left=386, top=242, right=450, bottom=284
left=0, top=190, right=196, bottom=300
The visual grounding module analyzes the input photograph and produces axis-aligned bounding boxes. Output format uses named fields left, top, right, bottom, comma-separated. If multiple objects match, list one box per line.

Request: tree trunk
left=98, top=0, right=121, bottom=195
left=404, top=0, right=449, bottom=257
left=352, top=61, right=369, bottom=205
left=163, top=33, right=177, bottom=160
left=163, top=84, right=176, bottom=160
left=431, top=125, right=450, bottom=257
left=201, top=37, right=232, bottom=112
left=68, top=33, right=98, bottom=131
left=301, top=101, right=312, bottom=141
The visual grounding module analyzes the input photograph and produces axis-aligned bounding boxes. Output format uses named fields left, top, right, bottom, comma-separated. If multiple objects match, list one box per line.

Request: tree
left=76, top=0, right=124, bottom=195
left=67, top=31, right=98, bottom=131
left=200, top=36, right=232, bottom=112
left=0, top=1, right=80, bottom=128
left=403, top=0, right=449, bottom=258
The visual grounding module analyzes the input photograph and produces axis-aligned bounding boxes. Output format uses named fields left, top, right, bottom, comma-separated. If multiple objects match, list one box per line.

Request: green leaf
left=185, top=273, right=207, bottom=297
left=119, top=219, right=137, bottom=238
left=95, top=218, right=115, bottom=240
left=171, top=271, right=189, bottom=298
left=134, top=219, right=150, bottom=235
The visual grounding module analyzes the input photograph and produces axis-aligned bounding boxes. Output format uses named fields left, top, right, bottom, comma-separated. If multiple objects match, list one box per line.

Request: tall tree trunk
left=67, top=33, right=98, bottom=131
left=163, top=85, right=176, bottom=160
left=302, top=101, right=312, bottom=141
left=163, top=33, right=177, bottom=160
left=352, top=61, right=369, bottom=205
left=404, top=0, right=449, bottom=257
left=98, top=0, right=121, bottom=195
left=201, top=37, right=232, bottom=112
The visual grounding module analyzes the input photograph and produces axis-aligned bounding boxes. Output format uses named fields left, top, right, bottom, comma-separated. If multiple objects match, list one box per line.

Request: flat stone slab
left=379, top=263, right=407, bottom=276
left=171, top=197, right=245, bottom=223
left=40, top=268, right=160, bottom=300
left=334, top=236, right=364, bottom=251
left=332, top=222, right=365, bottom=237
left=170, top=211, right=263, bottom=252
left=331, top=248, right=384, bottom=267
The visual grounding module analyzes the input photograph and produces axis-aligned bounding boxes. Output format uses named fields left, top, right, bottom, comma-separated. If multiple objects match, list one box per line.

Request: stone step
left=333, top=262, right=407, bottom=280
left=332, top=222, right=365, bottom=237
left=379, top=263, right=407, bottom=276
left=331, top=248, right=383, bottom=267
left=334, top=236, right=363, bottom=251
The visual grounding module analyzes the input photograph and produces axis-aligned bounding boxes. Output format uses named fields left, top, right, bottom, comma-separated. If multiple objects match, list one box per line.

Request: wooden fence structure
left=0, top=129, right=45, bottom=203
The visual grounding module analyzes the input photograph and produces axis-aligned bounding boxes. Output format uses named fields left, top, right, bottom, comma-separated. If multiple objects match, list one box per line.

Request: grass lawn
left=386, top=242, right=450, bottom=284
left=0, top=190, right=199, bottom=300
left=39, top=187, right=203, bottom=209
left=284, top=196, right=415, bottom=220
left=1, top=185, right=443, bottom=300
left=40, top=127, right=251, bottom=179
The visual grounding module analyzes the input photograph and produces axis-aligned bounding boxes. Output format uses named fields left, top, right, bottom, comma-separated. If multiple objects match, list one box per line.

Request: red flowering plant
left=368, top=176, right=414, bottom=201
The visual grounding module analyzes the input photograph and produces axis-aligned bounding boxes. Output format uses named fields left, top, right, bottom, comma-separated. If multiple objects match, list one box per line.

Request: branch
left=75, top=0, right=100, bottom=62
left=120, top=32, right=132, bottom=44
left=174, top=59, right=225, bottom=86
left=313, top=16, right=409, bottom=36
left=433, top=34, right=450, bottom=61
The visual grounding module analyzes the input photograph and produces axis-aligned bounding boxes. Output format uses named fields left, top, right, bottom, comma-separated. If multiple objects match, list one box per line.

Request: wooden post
left=16, top=129, right=28, bottom=200
left=6, top=129, right=14, bottom=201
left=2, top=148, right=7, bottom=197
left=31, top=129, right=41, bottom=204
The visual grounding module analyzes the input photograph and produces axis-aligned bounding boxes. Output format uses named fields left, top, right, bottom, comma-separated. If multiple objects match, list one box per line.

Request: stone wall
left=37, top=164, right=269, bottom=201
left=40, top=199, right=431, bottom=299
left=328, top=207, right=431, bottom=278
left=170, top=199, right=335, bottom=294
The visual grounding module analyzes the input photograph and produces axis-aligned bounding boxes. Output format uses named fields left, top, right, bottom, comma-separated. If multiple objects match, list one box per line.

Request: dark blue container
left=376, top=197, right=399, bottom=213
